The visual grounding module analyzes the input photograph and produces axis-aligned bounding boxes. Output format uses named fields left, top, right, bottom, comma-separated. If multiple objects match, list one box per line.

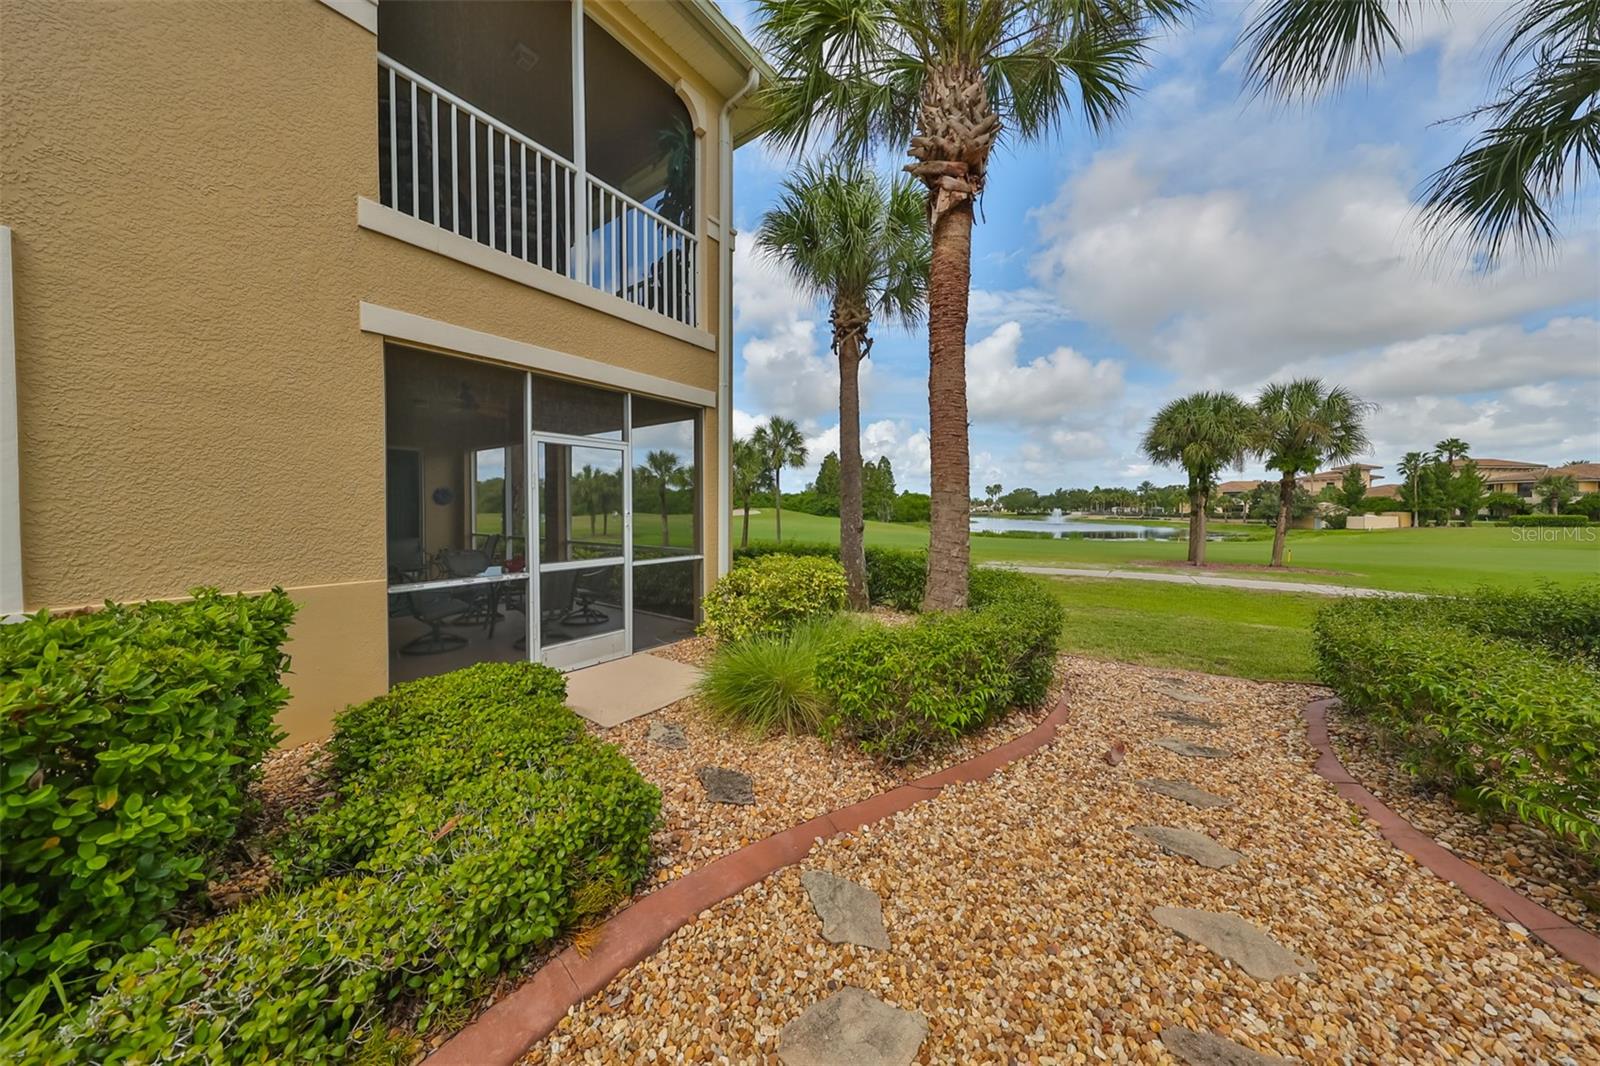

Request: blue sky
left=720, top=1, right=1600, bottom=496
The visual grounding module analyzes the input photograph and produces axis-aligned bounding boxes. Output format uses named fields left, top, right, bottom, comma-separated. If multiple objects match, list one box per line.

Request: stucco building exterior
left=1, top=0, right=769, bottom=742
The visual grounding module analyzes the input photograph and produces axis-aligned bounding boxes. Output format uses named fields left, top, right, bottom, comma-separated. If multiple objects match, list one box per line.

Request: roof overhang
left=622, top=0, right=774, bottom=146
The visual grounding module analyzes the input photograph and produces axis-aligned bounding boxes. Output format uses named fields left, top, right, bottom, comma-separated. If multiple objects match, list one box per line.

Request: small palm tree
left=758, top=160, right=929, bottom=609
left=1435, top=437, right=1471, bottom=463
left=757, top=0, right=1194, bottom=611
left=1137, top=479, right=1155, bottom=514
left=1397, top=450, right=1434, bottom=529
left=640, top=449, right=686, bottom=547
left=985, top=482, right=1003, bottom=510
left=1239, top=0, right=1598, bottom=263
left=1140, top=392, right=1258, bottom=566
left=1255, top=379, right=1376, bottom=567
left=733, top=437, right=766, bottom=549
left=1536, top=473, right=1579, bottom=514
left=752, top=416, right=808, bottom=543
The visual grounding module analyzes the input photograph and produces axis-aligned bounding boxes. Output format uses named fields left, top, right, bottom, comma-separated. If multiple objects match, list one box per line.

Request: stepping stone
left=648, top=720, right=688, bottom=749
left=779, top=987, right=927, bottom=1066
left=1154, top=737, right=1232, bottom=759
left=801, top=870, right=890, bottom=950
left=1161, top=1026, right=1289, bottom=1065
left=1151, top=907, right=1317, bottom=980
left=1155, top=684, right=1213, bottom=705
left=697, top=766, right=754, bottom=805
left=1130, top=826, right=1243, bottom=869
left=1139, top=778, right=1231, bottom=809
left=1157, top=709, right=1222, bottom=729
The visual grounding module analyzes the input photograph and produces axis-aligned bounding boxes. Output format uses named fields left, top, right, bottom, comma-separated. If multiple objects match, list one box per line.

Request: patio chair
left=397, top=590, right=468, bottom=656
left=565, top=567, right=612, bottom=626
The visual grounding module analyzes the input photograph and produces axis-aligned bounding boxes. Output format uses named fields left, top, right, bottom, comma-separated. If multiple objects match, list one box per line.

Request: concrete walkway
left=991, top=564, right=1422, bottom=598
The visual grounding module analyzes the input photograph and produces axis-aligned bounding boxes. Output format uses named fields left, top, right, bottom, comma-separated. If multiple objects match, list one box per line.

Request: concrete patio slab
left=564, top=652, right=703, bottom=728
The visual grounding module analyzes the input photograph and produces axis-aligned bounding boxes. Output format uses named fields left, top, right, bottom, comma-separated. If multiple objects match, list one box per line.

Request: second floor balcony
left=375, top=2, right=701, bottom=330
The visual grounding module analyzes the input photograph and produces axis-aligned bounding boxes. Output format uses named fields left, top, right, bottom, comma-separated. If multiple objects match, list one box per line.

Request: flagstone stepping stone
left=1154, top=737, right=1232, bottom=759
left=801, top=870, right=890, bottom=950
left=1131, top=826, right=1243, bottom=869
left=648, top=720, right=688, bottom=749
left=1161, top=1026, right=1289, bottom=1065
left=1138, top=778, right=1231, bottom=809
left=1155, top=684, right=1213, bottom=705
left=697, top=765, right=754, bottom=805
left=1157, top=709, right=1222, bottom=729
left=779, top=987, right=928, bottom=1066
left=1151, top=907, right=1317, bottom=980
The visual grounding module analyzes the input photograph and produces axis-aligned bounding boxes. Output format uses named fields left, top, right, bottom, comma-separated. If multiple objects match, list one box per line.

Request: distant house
left=1297, top=463, right=1381, bottom=495
left=1486, top=462, right=1600, bottom=501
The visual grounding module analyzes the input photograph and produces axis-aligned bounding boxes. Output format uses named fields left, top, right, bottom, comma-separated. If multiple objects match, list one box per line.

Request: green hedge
left=1446, top=583, right=1600, bottom=664
left=701, top=554, right=847, bottom=642
left=1505, top=513, right=1590, bottom=527
left=1313, top=589, right=1600, bottom=858
left=0, top=589, right=297, bottom=997
left=733, top=543, right=928, bottom=610
left=9, top=663, right=659, bottom=1063
left=818, top=570, right=1063, bottom=762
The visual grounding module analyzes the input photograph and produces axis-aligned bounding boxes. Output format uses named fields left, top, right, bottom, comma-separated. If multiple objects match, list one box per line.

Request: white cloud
left=1030, top=153, right=1599, bottom=384
left=965, top=321, right=1124, bottom=425
left=967, top=287, right=1073, bottom=328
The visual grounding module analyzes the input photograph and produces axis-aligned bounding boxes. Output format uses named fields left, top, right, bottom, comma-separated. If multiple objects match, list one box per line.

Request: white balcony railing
left=377, top=54, right=698, bottom=328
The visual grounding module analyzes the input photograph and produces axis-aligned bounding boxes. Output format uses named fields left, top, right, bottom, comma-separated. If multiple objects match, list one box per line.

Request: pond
left=970, top=513, right=1186, bottom=540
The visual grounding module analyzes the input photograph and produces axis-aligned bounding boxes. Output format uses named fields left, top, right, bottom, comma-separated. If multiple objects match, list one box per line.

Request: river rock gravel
left=522, top=658, right=1600, bottom=1065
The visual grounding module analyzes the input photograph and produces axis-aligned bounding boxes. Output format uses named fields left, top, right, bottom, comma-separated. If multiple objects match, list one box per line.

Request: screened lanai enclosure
left=384, top=345, right=702, bottom=683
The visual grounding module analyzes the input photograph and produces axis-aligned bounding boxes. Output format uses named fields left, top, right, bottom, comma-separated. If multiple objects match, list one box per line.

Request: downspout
left=0, top=227, right=23, bottom=621
left=716, top=68, right=759, bottom=579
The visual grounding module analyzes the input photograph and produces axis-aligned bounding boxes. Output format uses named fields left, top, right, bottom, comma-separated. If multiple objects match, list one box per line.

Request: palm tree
left=758, top=160, right=929, bottom=609
left=752, top=415, right=808, bottom=544
left=1536, top=472, right=1578, bottom=514
left=985, top=482, right=1003, bottom=510
left=640, top=449, right=686, bottom=547
left=1140, top=392, right=1258, bottom=566
left=1255, top=379, right=1376, bottom=567
left=733, top=437, right=765, bottom=549
left=1397, top=450, right=1433, bottom=529
left=756, top=0, right=1194, bottom=611
left=1239, top=0, right=1598, bottom=264
left=1435, top=437, right=1471, bottom=464
left=1136, top=479, right=1155, bottom=514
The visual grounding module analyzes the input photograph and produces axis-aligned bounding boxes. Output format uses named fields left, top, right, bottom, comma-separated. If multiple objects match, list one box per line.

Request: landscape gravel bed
left=1326, top=704, right=1599, bottom=936
left=523, top=659, right=1600, bottom=1065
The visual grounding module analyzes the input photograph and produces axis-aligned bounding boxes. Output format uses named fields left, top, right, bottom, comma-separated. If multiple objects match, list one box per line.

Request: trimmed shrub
left=733, top=543, right=929, bottom=611
left=1447, top=583, right=1600, bottom=664
left=0, top=589, right=297, bottom=996
left=818, top=571, right=1063, bottom=762
left=698, top=617, right=856, bottom=734
left=1313, top=590, right=1599, bottom=858
left=1506, top=513, right=1590, bottom=527
left=701, top=554, right=847, bottom=642
left=10, top=663, right=659, bottom=1063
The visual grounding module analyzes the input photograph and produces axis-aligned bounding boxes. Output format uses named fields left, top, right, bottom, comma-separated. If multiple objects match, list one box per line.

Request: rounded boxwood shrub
left=7, top=662, right=660, bottom=1064
left=0, top=589, right=297, bottom=997
left=733, top=543, right=929, bottom=610
left=818, top=571, right=1063, bottom=762
left=700, top=554, right=848, bottom=643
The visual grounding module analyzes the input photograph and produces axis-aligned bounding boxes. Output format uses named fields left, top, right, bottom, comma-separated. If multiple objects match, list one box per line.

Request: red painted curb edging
left=1304, top=697, right=1599, bottom=978
left=427, top=697, right=1074, bottom=1065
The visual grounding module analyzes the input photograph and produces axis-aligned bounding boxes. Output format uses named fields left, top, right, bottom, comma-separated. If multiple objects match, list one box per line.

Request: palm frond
left=1238, top=0, right=1430, bottom=101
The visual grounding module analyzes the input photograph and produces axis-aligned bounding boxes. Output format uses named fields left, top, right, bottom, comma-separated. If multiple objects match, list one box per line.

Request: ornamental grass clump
left=698, top=616, right=855, bottom=735
left=7, top=662, right=660, bottom=1064
left=1313, top=585, right=1600, bottom=859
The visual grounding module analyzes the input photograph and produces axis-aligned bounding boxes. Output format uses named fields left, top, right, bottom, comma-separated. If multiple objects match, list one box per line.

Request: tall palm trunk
left=741, top=498, right=750, bottom=547
left=1187, top=487, right=1208, bottom=566
left=836, top=310, right=869, bottom=610
left=659, top=487, right=671, bottom=546
left=1271, top=470, right=1295, bottom=567
left=921, top=198, right=974, bottom=611
left=774, top=469, right=784, bottom=543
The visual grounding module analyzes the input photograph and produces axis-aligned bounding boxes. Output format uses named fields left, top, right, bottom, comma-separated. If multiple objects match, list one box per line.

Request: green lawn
left=1042, top=578, right=1321, bottom=681
left=733, top=509, right=1599, bottom=594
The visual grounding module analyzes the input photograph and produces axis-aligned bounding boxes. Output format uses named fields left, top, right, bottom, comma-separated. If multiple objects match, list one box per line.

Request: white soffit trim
left=317, top=0, right=378, bottom=34
left=360, top=303, right=717, bottom=409
left=358, top=198, right=716, bottom=352
left=0, top=227, right=23, bottom=617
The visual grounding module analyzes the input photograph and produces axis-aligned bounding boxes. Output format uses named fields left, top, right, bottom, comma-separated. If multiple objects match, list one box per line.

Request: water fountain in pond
left=1048, top=508, right=1063, bottom=522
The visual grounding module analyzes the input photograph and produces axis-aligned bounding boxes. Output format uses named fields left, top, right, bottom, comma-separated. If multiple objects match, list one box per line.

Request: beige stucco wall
left=2, top=0, right=730, bottom=743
